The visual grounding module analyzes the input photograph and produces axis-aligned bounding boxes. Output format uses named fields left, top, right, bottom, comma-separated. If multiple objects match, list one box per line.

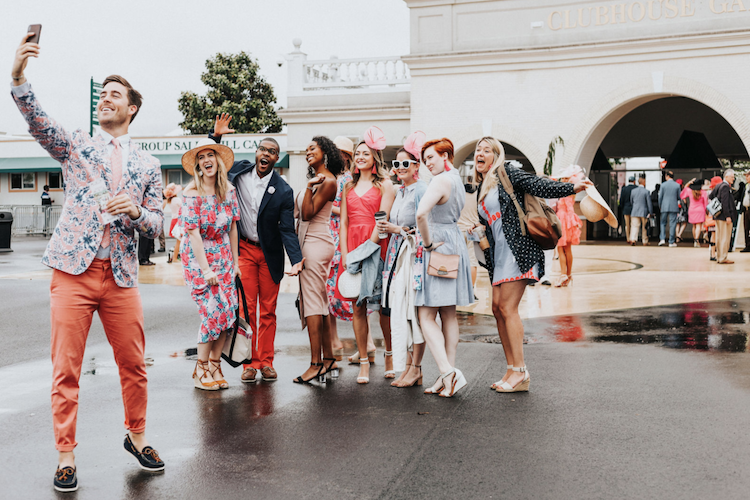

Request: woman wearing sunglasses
left=377, top=132, right=428, bottom=386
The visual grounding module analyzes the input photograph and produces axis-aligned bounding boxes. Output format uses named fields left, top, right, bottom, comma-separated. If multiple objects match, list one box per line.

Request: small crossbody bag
left=426, top=251, right=459, bottom=279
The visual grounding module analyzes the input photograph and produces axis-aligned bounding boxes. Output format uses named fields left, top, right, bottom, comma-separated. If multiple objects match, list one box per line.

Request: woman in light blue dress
left=415, top=138, right=474, bottom=398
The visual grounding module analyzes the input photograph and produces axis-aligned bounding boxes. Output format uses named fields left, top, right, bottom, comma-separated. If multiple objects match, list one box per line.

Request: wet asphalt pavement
left=2, top=239, right=750, bottom=499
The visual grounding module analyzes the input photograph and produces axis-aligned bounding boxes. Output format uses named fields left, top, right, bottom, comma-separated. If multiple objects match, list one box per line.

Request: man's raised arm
left=11, top=32, right=73, bottom=164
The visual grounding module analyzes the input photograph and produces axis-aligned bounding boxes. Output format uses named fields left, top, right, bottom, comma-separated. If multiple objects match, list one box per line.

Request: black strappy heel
left=293, top=363, right=326, bottom=384
left=323, top=358, right=339, bottom=379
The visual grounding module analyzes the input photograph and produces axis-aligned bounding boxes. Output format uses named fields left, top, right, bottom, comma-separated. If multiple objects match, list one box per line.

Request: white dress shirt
left=236, top=167, right=272, bottom=242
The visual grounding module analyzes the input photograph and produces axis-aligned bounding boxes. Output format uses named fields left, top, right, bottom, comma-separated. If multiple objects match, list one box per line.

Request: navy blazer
left=211, top=134, right=302, bottom=284
left=620, top=183, right=636, bottom=215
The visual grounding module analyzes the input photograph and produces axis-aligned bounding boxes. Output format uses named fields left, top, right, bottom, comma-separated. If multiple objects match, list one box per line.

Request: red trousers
left=50, top=260, right=147, bottom=452
left=239, top=240, right=281, bottom=369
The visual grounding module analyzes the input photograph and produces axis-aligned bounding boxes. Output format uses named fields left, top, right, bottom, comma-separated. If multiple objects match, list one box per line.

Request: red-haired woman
left=337, top=127, right=395, bottom=384
left=416, top=138, right=474, bottom=398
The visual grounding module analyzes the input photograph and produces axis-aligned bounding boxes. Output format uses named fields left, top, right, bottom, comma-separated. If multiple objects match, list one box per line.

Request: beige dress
left=296, top=191, right=334, bottom=318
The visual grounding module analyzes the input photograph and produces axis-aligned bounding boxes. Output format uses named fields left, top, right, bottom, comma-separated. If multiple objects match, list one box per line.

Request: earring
left=197, top=170, right=203, bottom=177
left=371, top=165, right=377, bottom=174
left=324, top=154, right=328, bottom=167
left=354, top=166, right=360, bottom=174
left=444, top=159, right=451, bottom=172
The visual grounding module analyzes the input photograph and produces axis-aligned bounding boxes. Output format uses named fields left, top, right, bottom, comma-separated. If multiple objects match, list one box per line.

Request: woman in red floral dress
left=180, top=139, right=241, bottom=391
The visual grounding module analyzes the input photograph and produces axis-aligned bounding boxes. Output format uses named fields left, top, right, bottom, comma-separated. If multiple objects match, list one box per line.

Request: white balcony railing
left=302, top=56, right=410, bottom=91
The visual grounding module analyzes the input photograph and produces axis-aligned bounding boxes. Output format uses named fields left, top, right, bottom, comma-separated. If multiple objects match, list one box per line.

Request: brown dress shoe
left=241, top=367, right=258, bottom=383
left=261, top=366, right=277, bottom=382
left=718, top=260, right=735, bottom=264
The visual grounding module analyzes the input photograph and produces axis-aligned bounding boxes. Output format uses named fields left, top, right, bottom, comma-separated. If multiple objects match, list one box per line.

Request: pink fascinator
left=403, top=131, right=426, bottom=161
left=363, top=126, right=386, bottom=151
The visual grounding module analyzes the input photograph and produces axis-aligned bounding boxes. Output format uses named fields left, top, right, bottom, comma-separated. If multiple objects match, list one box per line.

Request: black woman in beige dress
left=294, top=136, right=345, bottom=384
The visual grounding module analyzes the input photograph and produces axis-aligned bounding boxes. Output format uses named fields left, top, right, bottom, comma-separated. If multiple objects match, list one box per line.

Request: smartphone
left=27, top=24, right=42, bottom=44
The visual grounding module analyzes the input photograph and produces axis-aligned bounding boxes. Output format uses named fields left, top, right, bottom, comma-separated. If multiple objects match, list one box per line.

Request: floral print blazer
left=13, top=85, right=163, bottom=288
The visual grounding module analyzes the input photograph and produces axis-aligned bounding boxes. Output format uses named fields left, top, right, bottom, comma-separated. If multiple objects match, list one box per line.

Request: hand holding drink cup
left=374, top=211, right=388, bottom=239
left=473, top=225, right=490, bottom=250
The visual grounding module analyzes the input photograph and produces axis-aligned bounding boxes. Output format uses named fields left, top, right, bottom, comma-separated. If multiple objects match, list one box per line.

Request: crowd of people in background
left=619, top=169, right=749, bottom=263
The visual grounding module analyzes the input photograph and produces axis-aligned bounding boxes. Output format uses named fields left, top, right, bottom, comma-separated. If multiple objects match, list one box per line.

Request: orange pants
left=50, top=260, right=147, bottom=452
left=239, top=240, right=280, bottom=369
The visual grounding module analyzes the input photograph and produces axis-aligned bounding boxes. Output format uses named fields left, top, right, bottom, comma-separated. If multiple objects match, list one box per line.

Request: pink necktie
left=101, top=138, right=123, bottom=249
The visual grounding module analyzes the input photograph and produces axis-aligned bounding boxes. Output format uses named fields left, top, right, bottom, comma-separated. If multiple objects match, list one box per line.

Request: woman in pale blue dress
left=415, top=138, right=473, bottom=398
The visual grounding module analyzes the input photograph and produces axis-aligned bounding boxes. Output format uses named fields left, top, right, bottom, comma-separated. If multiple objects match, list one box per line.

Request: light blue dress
left=415, top=169, right=474, bottom=307
left=479, top=187, right=538, bottom=285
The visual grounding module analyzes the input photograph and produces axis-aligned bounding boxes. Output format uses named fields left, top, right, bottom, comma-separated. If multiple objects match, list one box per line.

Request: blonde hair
left=477, top=137, right=506, bottom=202
left=192, top=153, right=229, bottom=202
left=346, top=141, right=387, bottom=194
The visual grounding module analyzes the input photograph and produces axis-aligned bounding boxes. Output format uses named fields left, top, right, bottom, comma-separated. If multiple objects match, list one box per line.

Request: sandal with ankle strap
left=323, top=358, right=339, bottom=379
left=357, top=358, right=370, bottom=384
left=384, top=350, right=396, bottom=379
left=209, top=358, right=228, bottom=389
left=193, top=360, right=219, bottom=391
left=397, top=365, right=422, bottom=388
left=495, top=366, right=530, bottom=393
left=293, top=363, right=326, bottom=384
left=348, top=350, right=376, bottom=365
left=424, top=375, right=445, bottom=395
left=490, top=365, right=513, bottom=390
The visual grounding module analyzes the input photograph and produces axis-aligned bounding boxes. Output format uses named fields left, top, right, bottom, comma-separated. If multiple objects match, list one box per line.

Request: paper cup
left=374, top=211, right=388, bottom=239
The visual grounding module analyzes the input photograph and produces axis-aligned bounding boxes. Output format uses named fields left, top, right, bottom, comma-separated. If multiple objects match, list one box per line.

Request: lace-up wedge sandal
left=384, top=350, right=396, bottom=379
left=490, top=365, right=513, bottom=390
left=495, top=366, right=530, bottom=393
left=439, top=368, right=468, bottom=398
left=193, top=360, right=219, bottom=391
left=357, top=358, right=370, bottom=384
left=424, top=375, right=445, bottom=395
left=209, top=358, right=228, bottom=389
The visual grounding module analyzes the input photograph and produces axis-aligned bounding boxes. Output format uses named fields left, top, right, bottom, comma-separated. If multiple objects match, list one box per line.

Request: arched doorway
left=581, top=96, right=749, bottom=239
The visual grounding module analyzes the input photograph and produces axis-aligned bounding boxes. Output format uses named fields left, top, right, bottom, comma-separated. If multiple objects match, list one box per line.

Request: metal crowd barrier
left=3, top=205, right=62, bottom=237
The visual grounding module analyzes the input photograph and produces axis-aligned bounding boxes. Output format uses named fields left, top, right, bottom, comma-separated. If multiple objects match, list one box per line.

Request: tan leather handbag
left=427, top=252, right=460, bottom=279
left=496, top=164, right=562, bottom=250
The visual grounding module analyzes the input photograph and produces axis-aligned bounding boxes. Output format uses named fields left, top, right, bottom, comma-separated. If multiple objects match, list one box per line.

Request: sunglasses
left=392, top=160, right=417, bottom=169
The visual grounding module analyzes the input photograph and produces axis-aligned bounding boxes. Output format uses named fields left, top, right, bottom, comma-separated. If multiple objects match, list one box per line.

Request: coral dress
left=334, top=185, right=388, bottom=302
left=556, top=194, right=582, bottom=246
left=181, top=190, right=241, bottom=344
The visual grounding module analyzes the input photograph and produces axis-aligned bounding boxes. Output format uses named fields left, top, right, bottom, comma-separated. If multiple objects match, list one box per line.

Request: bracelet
left=11, top=75, right=23, bottom=81
left=306, top=186, right=314, bottom=191
left=424, top=241, right=434, bottom=250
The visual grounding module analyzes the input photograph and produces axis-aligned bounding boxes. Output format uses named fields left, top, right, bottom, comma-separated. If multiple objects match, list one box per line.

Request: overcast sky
left=1, top=0, right=410, bottom=137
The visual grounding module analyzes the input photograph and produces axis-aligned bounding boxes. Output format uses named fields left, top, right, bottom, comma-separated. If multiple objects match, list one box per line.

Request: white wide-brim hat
left=580, top=185, right=618, bottom=228
left=333, top=136, right=354, bottom=157
left=181, top=138, right=234, bottom=176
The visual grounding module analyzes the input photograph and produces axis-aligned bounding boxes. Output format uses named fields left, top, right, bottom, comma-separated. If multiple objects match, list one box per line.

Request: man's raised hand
left=12, top=32, right=40, bottom=84
left=214, top=113, right=235, bottom=136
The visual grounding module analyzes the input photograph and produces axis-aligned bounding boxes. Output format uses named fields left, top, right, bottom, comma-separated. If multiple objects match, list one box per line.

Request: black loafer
left=53, top=466, right=78, bottom=492
left=124, top=434, right=165, bottom=472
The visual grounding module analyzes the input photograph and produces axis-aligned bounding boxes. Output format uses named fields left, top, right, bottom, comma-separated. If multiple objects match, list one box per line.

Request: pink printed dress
left=327, top=171, right=354, bottom=320
left=180, top=189, right=241, bottom=344
left=555, top=194, right=582, bottom=247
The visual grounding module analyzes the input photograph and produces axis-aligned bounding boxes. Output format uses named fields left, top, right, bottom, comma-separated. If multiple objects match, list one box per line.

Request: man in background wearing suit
left=210, top=115, right=304, bottom=384
left=709, top=169, right=737, bottom=264
left=619, top=176, right=636, bottom=243
left=629, top=174, right=653, bottom=246
left=658, top=171, right=681, bottom=247
left=12, top=32, right=164, bottom=492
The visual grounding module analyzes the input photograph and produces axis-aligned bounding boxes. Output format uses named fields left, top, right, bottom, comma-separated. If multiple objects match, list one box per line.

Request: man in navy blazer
left=619, top=176, right=637, bottom=243
left=210, top=115, right=304, bottom=383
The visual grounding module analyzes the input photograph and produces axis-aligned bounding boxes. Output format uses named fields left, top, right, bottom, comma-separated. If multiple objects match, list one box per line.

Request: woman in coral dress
left=554, top=165, right=584, bottom=287
left=338, top=127, right=395, bottom=384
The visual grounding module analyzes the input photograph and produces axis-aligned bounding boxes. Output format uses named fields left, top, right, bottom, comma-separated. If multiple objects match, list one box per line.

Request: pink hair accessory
left=404, top=130, right=426, bottom=160
left=363, top=126, right=386, bottom=151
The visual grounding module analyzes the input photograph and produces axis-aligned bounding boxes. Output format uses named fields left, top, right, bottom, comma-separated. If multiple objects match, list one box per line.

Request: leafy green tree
left=178, top=52, right=283, bottom=134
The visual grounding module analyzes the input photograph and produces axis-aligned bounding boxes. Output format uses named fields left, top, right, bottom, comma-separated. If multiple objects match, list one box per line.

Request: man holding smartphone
left=11, top=31, right=165, bottom=492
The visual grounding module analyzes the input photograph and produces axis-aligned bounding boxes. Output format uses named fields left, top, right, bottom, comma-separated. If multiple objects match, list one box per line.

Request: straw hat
left=580, top=185, right=618, bottom=228
left=333, top=136, right=354, bottom=156
left=181, top=138, right=234, bottom=176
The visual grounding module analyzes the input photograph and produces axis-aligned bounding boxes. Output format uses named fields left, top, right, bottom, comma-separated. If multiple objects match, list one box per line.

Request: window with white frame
left=10, top=172, right=36, bottom=190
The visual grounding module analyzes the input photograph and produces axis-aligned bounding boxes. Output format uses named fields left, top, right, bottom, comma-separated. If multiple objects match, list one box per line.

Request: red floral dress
left=180, top=189, right=241, bottom=343
left=555, top=194, right=582, bottom=247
